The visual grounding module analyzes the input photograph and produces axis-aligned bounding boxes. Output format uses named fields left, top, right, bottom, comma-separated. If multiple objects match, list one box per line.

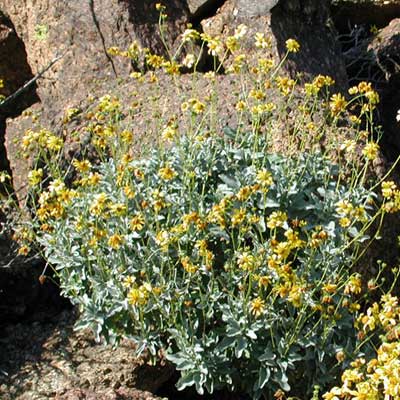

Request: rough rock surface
left=0, top=0, right=193, bottom=119
left=202, top=0, right=348, bottom=90
left=236, top=0, right=280, bottom=17
left=0, top=309, right=168, bottom=400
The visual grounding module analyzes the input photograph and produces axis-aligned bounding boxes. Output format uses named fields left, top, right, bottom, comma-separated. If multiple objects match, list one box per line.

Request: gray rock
left=236, top=0, right=280, bottom=17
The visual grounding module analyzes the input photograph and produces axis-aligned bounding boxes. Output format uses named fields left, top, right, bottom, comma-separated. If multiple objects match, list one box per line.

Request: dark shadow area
left=0, top=10, right=40, bottom=195
left=189, top=0, right=227, bottom=26
left=122, top=0, right=190, bottom=57
left=331, top=1, right=400, bottom=33
left=270, top=0, right=348, bottom=92
left=0, top=11, right=39, bottom=118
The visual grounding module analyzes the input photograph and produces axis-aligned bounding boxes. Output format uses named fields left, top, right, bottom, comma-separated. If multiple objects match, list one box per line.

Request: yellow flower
left=250, top=297, right=265, bottom=317
left=90, top=193, right=108, bottom=216
left=190, top=99, right=206, bottom=114
left=226, top=36, right=239, bottom=52
left=323, top=283, right=338, bottom=294
left=348, top=86, right=359, bottom=95
left=235, top=100, right=246, bottom=111
left=181, top=28, right=200, bottom=43
left=0, top=171, right=10, bottom=183
left=362, top=142, right=380, bottom=160
left=181, top=256, right=198, bottom=273
left=254, top=32, right=270, bottom=49
left=236, top=186, right=252, bottom=201
left=275, top=76, right=296, bottom=96
left=340, top=139, right=356, bottom=154
left=146, top=53, right=165, bottom=69
left=123, top=276, right=136, bottom=288
left=18, top=245, right=30, bottom=256
left=28, top=168, right=43, bottom=186
left=256, top=169, right=273, bottom=187
left=127, top=287, right=148, bottom=306
left=206, top=37, right=224, bottom=56
left=155, top=230, right=170, bottom=251
left=158, top=165, right=176, bottom=180
left=109, top=203, right=127, bottom=216
left=267, top=211, right=287, bottom=229
left=108, top=233, right=124, bottom=249
left=258, top=58, right=275, bottom=73
left=322, top=387, right=343, bottom=400
left=344, top=274, right=362, bottom=295
left=285, top=38, right=300, bottom=53
left=330, top=93, right=347, bottom=115
left=130, top=213, right=145, bottom=231
left=339, top=217, right=351, bottom=228
left=161, top=125, right=178, bottom=142
left=124, top=185, right=136, bottom=199
left=231, top=208, right=246, bottom=227
left=237, top=251, right=258, bottom=271
left=382, top=181, right=397, bottom=198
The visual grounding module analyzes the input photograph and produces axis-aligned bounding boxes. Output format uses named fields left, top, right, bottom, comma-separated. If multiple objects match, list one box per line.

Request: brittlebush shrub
left=19, top=11, right=399, bottom=400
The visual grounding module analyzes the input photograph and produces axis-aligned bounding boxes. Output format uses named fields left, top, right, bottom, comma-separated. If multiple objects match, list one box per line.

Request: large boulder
left=0, top=0, right=193, bottom=120
left=0, top=0, right=199, bottom=203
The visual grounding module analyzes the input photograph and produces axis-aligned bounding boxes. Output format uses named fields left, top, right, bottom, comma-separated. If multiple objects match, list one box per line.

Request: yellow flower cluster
left=275, top=76, right=296, bottom=96
left=36, top=179, right=76, bottom=221
left=127, top=282, right=153, bottom=306
left=336, top=200, right=367, bottom=228
left=325, top=295, right=400, bottom=400
left=21, top=128, right=64, bottom=155
left=304, top=74, right=335, bottom=96
left=348, top=81, right=380, bottom=109
left=381, top=180, right=400, bottom=213
left=362, top=141, right=380, bottom=161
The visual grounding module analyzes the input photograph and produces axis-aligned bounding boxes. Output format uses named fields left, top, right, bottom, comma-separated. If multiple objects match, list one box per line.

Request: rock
left=201, top=0, right=348, bottom=90
left=0, top=0, right=193, bottom=119
left=235, top=0, right=280, bottom=17
left=0, top=10, right=38, bottom=117
left=368, top=19, right=400, bottom=159
left=0, top=0, right=198, bottom=203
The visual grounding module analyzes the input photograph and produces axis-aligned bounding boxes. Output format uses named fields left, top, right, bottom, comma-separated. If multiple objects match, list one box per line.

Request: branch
left=0, top=50, right=67, bottom=111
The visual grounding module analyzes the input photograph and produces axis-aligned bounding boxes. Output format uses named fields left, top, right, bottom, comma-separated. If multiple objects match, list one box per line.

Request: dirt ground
left=0, top=308, right=173, bottom=400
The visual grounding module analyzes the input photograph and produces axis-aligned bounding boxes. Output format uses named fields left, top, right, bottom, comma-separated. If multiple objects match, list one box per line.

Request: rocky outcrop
left=0, top=0, right=194, bottom=121
left=202, top=0, right=348, bottom=91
